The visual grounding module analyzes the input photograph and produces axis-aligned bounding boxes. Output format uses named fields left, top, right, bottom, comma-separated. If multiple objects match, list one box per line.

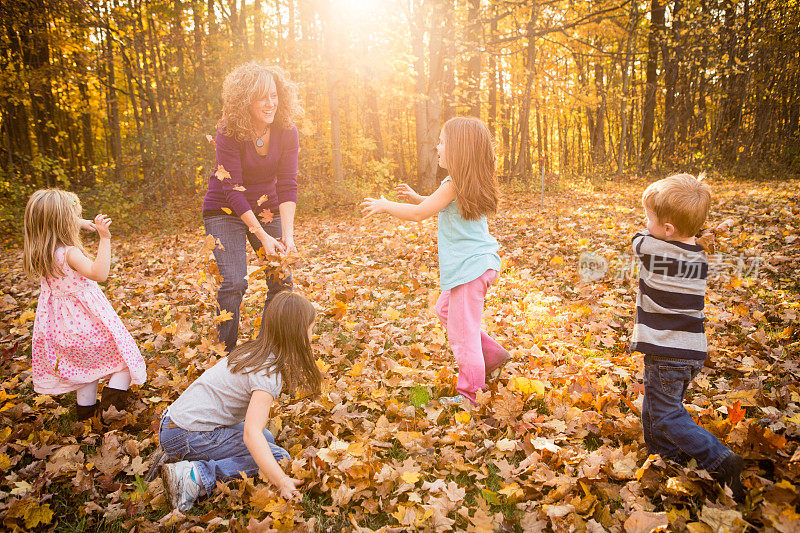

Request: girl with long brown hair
left=158, top=292, right=323, bottom=512
left=23, top=189, right=146, bottom=420
left=360, top=117, right=509, bottom=407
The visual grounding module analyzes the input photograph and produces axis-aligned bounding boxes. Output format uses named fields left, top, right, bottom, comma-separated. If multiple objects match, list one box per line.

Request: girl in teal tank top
left=361, top=117, right=510, bottom=406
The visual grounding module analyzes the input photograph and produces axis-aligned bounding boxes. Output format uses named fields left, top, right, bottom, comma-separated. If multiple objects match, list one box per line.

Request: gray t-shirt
left=167, top=356, right=283, bottom=431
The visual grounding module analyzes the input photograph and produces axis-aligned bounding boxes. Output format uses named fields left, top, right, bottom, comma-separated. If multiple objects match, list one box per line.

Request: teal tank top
left=437, top=177, right=502, bottom=289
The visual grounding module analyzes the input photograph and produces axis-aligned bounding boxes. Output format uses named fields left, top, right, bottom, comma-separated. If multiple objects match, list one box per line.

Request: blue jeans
left=642, top=356, right=732, bottom=472
left=204, top=214, right=293, bottom=353
left=158, top=413, right=290, bottom=495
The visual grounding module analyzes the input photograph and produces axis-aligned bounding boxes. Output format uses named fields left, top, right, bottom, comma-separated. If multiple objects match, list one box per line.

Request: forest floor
left=0, top=178, right=798, bottom=532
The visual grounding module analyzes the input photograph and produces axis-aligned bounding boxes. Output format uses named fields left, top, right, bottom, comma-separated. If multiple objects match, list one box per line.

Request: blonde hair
left=227, top=292, right=322, bottom=398
left=23, top=189, right=86, bottom=279
left=217, top=62, right=304, bottom=142
left=642, top=173, right=711, bottom=237
left=441, top=117, right=499, bottom=220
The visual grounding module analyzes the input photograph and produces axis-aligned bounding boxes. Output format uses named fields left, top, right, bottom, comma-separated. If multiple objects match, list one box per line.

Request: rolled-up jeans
left=642, top=355, right=732, bottom=472
left=158, top=413, right=290, bottom=496
left=204, top=213, right=293, bottom=353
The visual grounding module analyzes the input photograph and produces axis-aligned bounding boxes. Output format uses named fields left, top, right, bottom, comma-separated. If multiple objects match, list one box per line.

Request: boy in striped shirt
left=632, top=174, right=744, bottom=502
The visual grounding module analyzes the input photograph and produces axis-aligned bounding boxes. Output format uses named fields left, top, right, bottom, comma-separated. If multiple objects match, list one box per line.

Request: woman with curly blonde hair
left=203, top=62, right=304, bottom=353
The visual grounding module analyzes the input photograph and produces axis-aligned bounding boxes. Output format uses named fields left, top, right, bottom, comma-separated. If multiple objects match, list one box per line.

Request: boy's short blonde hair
left=642, top=173, right=711, bottom=237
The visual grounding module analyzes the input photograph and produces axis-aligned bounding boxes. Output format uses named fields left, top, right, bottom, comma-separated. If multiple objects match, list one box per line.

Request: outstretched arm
left=361, top=180, right=456, bottom=222
left=243, top=390, right=301, bottom=500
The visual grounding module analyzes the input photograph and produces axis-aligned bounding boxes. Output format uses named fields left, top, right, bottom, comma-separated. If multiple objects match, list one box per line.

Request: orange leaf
left=728, top=401, right=745, bottom=425
left=257, top=194, right=269, bottom=206
left=205, top=134, right=216, bottom=146
left=259, top=210, right=274, bottom=224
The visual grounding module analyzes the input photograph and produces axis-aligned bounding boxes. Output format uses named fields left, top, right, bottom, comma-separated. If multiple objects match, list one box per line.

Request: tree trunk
left=464, top=0, right=481, bottom=117
left=641, top=0, right=665, bottom=170
left=617, top=1, right=637, bottom=177
left=413, top=0, right=445, bottom=191
left=513, top=8, right=538, bottom=181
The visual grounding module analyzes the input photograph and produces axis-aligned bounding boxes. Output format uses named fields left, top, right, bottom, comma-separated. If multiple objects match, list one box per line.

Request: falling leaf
left=215, top=165, right=231, bottom=180
left=259, top=210, right=274, bottom=224
left=257, top=194, right=269, bottom=206
left=205, top=134, right=216, bottom=145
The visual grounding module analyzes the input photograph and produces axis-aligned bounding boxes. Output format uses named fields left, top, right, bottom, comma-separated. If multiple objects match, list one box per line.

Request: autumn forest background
left=0, top=0, right=799, bottom=531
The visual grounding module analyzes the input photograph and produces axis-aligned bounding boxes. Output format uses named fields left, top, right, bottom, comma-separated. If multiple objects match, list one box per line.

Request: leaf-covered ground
left=0, top=178, right=798, bottom=532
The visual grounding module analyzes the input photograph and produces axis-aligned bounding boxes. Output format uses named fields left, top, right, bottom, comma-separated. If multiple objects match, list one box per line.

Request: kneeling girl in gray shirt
left=158, top=292, right=323, bottom=512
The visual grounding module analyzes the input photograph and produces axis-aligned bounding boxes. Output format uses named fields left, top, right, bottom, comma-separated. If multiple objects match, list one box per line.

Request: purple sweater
left=202, top=125, right=299, bottom=217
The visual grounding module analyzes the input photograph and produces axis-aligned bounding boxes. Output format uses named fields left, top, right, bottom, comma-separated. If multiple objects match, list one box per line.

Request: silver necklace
left=255, top=127, right=268, bottom=147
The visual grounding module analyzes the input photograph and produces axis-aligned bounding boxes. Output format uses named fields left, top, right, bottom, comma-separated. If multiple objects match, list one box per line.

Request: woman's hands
left=360, top=195, right=389, bottom=218
left=276, top=476, right=302, bottom=500
left=281, top=235, right=297, bottom=253
left=94, top=214, right=112, bottom=239
left=393, top=183, right=424, bottom=204
left=258, top=231, right=286, bottom=255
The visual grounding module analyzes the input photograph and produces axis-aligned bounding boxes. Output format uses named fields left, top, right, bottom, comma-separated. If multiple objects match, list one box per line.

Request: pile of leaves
left=0, top=178, right=798, bottom=532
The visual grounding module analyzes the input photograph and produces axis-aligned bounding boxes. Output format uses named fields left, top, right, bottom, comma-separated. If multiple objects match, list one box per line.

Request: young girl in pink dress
left=23, top=189, right=147, bottom=420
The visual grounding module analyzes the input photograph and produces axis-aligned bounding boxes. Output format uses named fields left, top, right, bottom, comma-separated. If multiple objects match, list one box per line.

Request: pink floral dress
left=31, top=246, right=147, bottom=394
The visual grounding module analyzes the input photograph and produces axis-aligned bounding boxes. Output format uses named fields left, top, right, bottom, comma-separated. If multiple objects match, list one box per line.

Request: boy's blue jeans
left=642, top=355, right=732, bottom=472
left=204, top=214, right=293, bottom=354
left=159, top=413, right=290, bottom=495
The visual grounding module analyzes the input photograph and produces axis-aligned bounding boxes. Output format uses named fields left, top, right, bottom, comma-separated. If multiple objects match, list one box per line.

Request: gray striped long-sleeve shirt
left=630, top=231, right=708, bottom=360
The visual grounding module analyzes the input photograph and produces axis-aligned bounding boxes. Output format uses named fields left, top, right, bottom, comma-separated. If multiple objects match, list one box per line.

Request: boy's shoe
left=712, top=453, right=745, bottom=502
left=439, top=395, right=466, bottom=406
left=160, top=461, right=202, bottom=512
left=100, top=387, right=131, bottom=413
left=76, top=403, right=98, bottom=421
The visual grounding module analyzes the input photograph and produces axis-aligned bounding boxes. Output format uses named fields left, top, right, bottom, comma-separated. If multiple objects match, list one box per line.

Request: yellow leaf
left=550, top=255, right=564, bottom=265
left=381, top=307, right=402, bottom=320
left=509, top=377, right=545, bottom=397
left=18, top=309, right=35, bottom=325
left=232, top=185, right=246, bottom=192
left=401, top=471, right=421, bottom=484
left=0, top=453, right=10, bottom=470
left=205, top=134, right=216, bottom=145
left=455, top=411, right=471, bottom=424
left=316, top=358, right=331, bottom=372
left=23, top=503, right=53, bottom=529
left=214, top=310, right=234, bottom=324
left=347, top=442, right=365, bottom=457
left=257, top=194, right=269, bottom=206
left=348, top=363, right=363, bottom=377
left=498, top=483, right=524, bottom=502
left=221, top=207, right=232, bottom=215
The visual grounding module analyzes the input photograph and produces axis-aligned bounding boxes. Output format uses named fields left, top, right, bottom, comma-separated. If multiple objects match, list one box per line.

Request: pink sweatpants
left=435, top=269, right=508, bottom=404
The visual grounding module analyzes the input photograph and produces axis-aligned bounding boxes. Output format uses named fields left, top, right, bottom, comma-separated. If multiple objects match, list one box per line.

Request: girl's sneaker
left=487, top=351, right=512, bottom=382
left=439, top=395, right=466, bottom=406
left=160, top=461, right=202, bottom=512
